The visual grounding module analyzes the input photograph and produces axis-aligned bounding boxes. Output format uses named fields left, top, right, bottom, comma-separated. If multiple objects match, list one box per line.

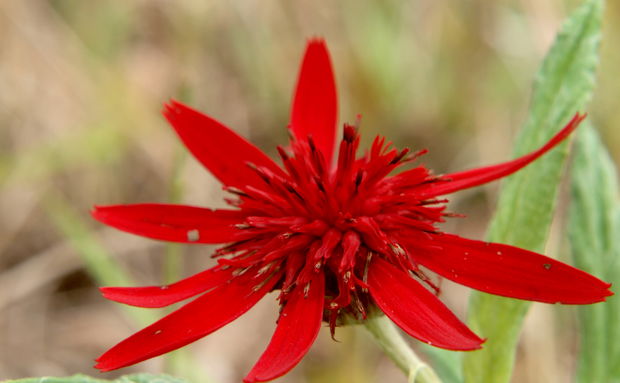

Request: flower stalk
left=364, top=314, right=442, bottom=383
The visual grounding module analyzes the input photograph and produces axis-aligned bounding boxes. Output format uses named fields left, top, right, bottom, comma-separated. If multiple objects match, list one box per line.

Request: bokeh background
left=1, top=1, right=619, bottom=382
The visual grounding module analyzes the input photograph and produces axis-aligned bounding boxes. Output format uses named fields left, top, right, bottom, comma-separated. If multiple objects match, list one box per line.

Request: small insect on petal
left=187, top=229, right=200, bottom=242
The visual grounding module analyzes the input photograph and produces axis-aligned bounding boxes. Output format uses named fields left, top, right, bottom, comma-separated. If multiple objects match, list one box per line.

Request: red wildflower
left=93, top=39, right=612, bottom=382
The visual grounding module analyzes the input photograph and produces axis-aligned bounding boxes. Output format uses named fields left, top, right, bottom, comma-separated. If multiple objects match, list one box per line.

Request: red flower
left=93, top=39, right=612, bottom=382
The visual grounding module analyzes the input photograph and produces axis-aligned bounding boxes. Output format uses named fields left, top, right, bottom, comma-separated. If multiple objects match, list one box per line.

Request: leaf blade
left=463, top=1, right=604, bottom=382
left=569, top=124, right=620, bottom=383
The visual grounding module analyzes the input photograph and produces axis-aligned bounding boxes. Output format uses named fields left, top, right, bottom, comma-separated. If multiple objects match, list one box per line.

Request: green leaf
left=5, top=373, right=186, bottom=383
left=569, top=124, right=620, bottom=383
left=463, top=1, right=603, bottom=382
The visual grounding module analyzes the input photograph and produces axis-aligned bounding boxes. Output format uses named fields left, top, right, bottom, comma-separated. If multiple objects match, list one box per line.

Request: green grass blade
left=463, top=1, right=603, bottom=382
left=5, top=373, right=186, bottom=383
left=418, top=344, right=462, bottom=383
left=46, top=196, right=157, bottom=326
left=569, top=124, right=620, bottom=383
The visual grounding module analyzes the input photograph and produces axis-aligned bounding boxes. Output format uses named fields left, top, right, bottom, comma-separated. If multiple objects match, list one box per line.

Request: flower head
left=93, top=39, right=612, bottom=382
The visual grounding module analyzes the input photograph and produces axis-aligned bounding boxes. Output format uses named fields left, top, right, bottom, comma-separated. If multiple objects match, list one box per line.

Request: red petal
left=100, top=266, right=234, bottom=308
left=92, top=204, right=247, bottom=244
left=368, top=256, right=484, bottom=350
left=95, top=268, right=281, bottom=371
left=411, top=233, right=613, bottom=304
left=416, top=113, right=585, bottom=199
left=244, top=272, right=324, bottom=383
left=163, top=100, right=285, bottom=188
left=290, top=39, right=338, bottom=165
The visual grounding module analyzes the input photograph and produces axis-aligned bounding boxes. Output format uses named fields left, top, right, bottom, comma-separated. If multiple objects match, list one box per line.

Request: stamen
left=225, top=187, right=250, bottom=197
left=314, top=177, right=326, bottom=193
left=339, top=230, right=361, bottom=272
left=307, top=135, right=317, bottom=153
left=257, top=263, right=274, bottom=275
left=390, top=148, right=410, bottom=164
left=343, top=124, right=357, bottom=143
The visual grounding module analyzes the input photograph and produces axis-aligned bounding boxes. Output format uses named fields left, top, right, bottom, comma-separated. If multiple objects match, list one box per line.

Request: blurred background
left=0, top=0, right=618, bottom=382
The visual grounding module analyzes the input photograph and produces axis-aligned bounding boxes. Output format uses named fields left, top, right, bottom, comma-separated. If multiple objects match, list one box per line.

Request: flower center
left=217, top=125, right=447, bottom=331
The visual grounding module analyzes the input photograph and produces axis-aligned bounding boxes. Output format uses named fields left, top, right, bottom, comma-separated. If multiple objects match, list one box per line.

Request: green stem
left=161, top=149, right=195, bottom=379
left=163, top=149, right=187, bottom=285
left=364, top=315, right=443, bottom=383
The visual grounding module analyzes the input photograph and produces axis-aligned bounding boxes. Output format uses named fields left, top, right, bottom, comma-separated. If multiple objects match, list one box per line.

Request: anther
left=355, top=170, right=364, bottom=188
left=257, top=264, right=273, bottom=275
left=314, top=177, right=326, bottom=193
left=343, top=124, right=357, bottom=143
left=390, top=148, right=410, bottom=164
left=343, top=271, right=351, bottom=284
left=224, top=186, right=249, bottom=196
